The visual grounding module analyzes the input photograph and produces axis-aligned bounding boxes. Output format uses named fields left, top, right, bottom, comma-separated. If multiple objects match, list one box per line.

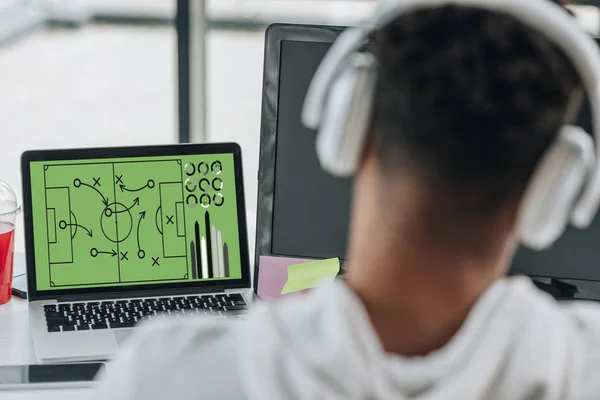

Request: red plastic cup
left=0, top=181, right=20, bottom=305
left=0, top=222, right=14, bottom=304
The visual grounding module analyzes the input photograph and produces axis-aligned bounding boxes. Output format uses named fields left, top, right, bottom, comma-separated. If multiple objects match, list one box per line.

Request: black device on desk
left=0, top=362, right=104, bottom=390
left=254, top=23, right=600, bottom=300
left=11, top=273, right=27, bottom=299
left=11, top=253, right=28, bottom=299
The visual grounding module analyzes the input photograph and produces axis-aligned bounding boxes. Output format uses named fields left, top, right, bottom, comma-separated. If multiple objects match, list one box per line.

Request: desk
left=0, top=254, right=92, bottom=399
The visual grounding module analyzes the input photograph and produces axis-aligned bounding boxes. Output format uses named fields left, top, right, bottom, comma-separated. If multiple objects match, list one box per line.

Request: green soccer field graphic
left=30, top=154, right=242, bottom=291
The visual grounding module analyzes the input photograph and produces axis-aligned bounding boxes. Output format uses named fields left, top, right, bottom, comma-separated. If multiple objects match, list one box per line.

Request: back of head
left=370, top=1, right=582, bottom=219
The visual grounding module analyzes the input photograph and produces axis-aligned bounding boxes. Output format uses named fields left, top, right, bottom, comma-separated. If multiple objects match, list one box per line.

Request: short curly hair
left=371, top=2, right=582, bottom=213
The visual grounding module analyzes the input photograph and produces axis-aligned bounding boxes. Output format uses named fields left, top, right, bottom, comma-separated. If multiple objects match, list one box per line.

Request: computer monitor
left=255, top=24, right=600, bottom=297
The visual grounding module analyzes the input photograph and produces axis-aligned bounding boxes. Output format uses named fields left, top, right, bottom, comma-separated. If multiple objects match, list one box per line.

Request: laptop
left=21, top=143, right=252, bottom=363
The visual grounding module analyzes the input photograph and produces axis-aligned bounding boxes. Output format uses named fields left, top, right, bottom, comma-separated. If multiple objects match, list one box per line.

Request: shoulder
left=559, top=300, right=600, bottom=397
left=95, top=287, right=340, bottom=400
left=95, top=317, right=245, bottom=400
left=502, top=277, right=600, bottom=344
left=503, top=278, right=600, bottom=397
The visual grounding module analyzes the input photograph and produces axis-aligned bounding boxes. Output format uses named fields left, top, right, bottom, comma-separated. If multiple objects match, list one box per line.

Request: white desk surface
left=0, top=255, right=92, bottom=399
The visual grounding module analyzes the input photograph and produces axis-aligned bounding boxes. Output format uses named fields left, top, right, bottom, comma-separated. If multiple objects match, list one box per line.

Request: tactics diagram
left=36, top=155, right=240, bottom=289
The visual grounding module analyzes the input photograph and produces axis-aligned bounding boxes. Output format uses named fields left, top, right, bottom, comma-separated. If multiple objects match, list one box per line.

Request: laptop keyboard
left=43, top=294, right=248, bottom=333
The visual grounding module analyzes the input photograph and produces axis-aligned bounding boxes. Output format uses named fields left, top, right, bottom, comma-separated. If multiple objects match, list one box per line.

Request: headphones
left=302, top=0, right=600, bottom=250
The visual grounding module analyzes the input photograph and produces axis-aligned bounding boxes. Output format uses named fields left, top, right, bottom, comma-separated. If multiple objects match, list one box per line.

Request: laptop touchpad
left=115, top=329, right=136, bottom=346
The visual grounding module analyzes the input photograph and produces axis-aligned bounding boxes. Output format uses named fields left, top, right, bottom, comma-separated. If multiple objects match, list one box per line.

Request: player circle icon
left=58, top=220, right=67, bottom=230
left=212, top=177, right=223, bottom=191
left=73, top=178, right=82, bottom=188
left=199, top=178, right=210, bottom=192
left=184, top=162, right=196, bottom=176
left=185, top=178, right=197, bottom=193
left=198, top=162, right=209, bottom=176
left=147, top=179, right=155, bottom=189
left=90, top=248, right=99, bottom=258
left=186, top=194, right=198, bottom=208
left=213, top=193, right=224, bottom=207
left=200, top=193, right=211, bottom=208
left=100, top=202, right=133, bottom=243
left=138, top=250, right=146, bottom=259
left=211, top=160, right=222, bottom=175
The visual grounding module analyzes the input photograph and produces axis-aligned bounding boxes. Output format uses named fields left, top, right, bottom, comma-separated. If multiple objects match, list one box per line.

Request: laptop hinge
left=51, top=286, right=227, bottom=303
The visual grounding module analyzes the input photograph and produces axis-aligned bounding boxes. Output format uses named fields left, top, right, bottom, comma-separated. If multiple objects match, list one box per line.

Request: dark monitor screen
left=268, top=33, right=600, bottom=284
left=272, top=40, right=352, bottom=260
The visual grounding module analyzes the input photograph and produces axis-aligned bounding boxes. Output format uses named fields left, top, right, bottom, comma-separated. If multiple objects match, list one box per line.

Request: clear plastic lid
left=0, top=180, right=20, bottom=217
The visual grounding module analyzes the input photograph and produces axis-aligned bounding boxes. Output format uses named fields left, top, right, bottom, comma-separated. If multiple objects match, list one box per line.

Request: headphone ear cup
left=316, top=53, right=376, bottom=177
left=518, top=126, right=594, bottom=250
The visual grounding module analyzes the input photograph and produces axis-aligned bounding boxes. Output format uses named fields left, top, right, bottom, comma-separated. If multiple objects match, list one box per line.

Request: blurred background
left=0, top=0, right=378, bottom=257
left=1, top=0, right=598, bottom=258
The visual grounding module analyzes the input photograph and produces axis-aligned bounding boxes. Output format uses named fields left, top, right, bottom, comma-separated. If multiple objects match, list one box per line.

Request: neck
left=345, top=159, right=516, bottom=356
left=346, top=247, right=511, bottom=357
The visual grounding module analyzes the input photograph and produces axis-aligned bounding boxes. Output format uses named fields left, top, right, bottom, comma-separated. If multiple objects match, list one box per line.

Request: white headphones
left=302, top=0, right=600, bottom=250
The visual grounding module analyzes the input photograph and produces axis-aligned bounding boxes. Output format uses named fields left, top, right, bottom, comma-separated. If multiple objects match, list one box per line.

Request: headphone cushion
left=316, top=54, right=376, bottom=177
left=519, top=126, right=595, bottom=249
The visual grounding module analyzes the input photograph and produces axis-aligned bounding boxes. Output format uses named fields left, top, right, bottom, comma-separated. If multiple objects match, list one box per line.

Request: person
left=95, top=0, right=600, bottom=398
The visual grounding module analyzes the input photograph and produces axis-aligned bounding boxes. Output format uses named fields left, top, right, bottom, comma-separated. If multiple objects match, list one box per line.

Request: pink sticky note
left=257, top=256, right=314, bottom=300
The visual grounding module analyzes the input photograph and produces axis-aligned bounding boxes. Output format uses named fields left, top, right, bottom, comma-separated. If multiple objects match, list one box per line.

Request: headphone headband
left=302, top=0, right=600, bottom=228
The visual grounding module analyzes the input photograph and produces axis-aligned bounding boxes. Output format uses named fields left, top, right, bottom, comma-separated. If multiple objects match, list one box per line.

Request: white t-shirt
left=94, top=277, right=600, bottom=399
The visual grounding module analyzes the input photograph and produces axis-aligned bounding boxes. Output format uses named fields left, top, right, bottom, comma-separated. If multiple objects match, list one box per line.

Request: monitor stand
left=532, top=278, right=579, bottom=300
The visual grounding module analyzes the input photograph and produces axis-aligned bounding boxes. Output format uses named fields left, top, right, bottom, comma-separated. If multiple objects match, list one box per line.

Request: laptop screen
left=23, top=145, right=249, bottom=296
